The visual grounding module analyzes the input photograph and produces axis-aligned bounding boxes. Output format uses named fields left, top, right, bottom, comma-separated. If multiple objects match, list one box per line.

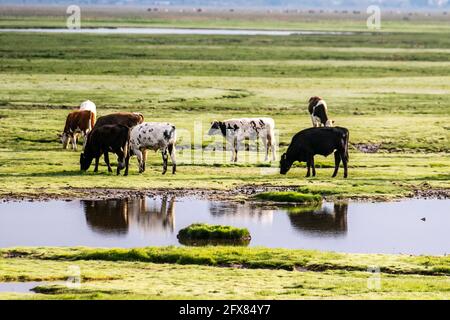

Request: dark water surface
left=0, top=197, right=448, bottom=255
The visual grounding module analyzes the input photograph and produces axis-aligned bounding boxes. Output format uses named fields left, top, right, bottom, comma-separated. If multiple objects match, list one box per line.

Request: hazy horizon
left=0, top=0, right=449, bottom=10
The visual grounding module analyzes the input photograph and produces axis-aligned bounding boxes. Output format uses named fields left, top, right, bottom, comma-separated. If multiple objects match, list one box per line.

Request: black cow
left=280, top=127, right=349, bottom=178
left=80, top=124, right=130, bottom=176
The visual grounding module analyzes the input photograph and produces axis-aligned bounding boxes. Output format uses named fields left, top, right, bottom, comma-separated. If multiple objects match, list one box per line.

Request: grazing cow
left=80, top=124, right=130, bottom=176
left=130, top=122, right=177, bottom=174
left=94, top=112, right=144, bottom=129
left=79, top=100, right=97, bottom=124
left=208, top=118, right=276, bottom=162
left=308, top=96, right=333, bottom=127
left=280, top=127, right=349, bottom=178
left=59, top=110, right=95, bottom=150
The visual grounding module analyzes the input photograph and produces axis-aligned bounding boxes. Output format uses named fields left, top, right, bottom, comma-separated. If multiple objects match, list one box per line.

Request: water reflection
left=209, top=202, right=274, bottom=224
left=83, top=197, right=175, bottom=235
left=82, top=198, right=347, bottom=237
left=0, top=198, right=448, bottom=254
left=287, top=203, right=348, bottom=236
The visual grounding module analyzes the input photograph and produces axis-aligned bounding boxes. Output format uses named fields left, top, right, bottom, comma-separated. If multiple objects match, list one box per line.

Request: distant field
left=0, top=5, right=450, bottom=33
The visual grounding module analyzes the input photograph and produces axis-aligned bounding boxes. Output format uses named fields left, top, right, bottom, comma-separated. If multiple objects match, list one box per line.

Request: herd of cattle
left=59, top=97, right=349, bottom=178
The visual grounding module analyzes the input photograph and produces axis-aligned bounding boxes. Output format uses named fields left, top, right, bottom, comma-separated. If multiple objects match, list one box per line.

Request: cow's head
left=80, top=152, right=93, bottom=171
left=308, top=96, right=322, bottom=113
left=280, top=153, right=293, bottom=175
left=208, top=120, right=223, bottom=136
left=325, top=119, right=335, bottom=127
left=58, top=133, right=70, bottom=149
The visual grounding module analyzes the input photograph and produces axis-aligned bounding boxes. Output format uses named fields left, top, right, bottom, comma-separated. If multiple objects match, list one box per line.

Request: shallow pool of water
left=0, top=27, right=354, bottom=36
left=0, top=197, right=448, bottom=255
left=0, top=282, right=47, bottom=293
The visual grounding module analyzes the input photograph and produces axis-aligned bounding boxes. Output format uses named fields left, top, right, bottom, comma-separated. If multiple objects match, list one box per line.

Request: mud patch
left=353, top=143, right=381, bottom=153
left=0, top=185, right=299, bottom=203
left=410, top=182, right=450, bottom=199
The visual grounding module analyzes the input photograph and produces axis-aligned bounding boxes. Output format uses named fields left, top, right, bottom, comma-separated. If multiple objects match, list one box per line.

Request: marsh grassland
left=0, top=7, right=449, bottom=299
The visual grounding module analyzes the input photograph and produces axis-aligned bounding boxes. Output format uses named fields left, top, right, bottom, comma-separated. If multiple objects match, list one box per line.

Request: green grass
left=177, top=223, right=251, bottom=244
left=255, top=192, right=322, bottom=203
left=0, top=247, right=449, bottom=299
left=0, top=13, right=449, bottom=300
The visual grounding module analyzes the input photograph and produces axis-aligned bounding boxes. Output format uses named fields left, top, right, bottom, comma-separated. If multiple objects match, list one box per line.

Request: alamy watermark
left=367, top=266, right=381, bottom=290
left=66, top=5, right=81, bottom=30
left=366, top=5, right=381, bottom=30
left=66, top=265, right=81, bottom=289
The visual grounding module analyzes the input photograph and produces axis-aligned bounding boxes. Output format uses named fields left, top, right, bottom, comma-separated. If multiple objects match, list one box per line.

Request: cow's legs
left=168, top=143, right=176, bottom=174
left=332, top=151, right=341, bottom=177
left=124, top=152, right=130, bottom=176
left=267, top=134, right=276, bottom=162
left=142, top=148, right=148, bottom=172
left=234, top=138, right=239, bottom=162
left=104, top=152, right=113, bottom=173
left=94, top=157, right=100, bottom=173
left=116, top=151, right=125, bottom=176
left=134, top=149, right=144, bottom=173
left=82, top=132, right=88, bottom=150
left=161, top=148, right=168, bottom=174
left=340, top=150, right=348, bottom=178
left=260, top=135, right=269, bottom=162
left=306, top=159, right=311, bottom=177
left=311, top=155, right=316, bottom=177
left=229, top=141, right=235, bottom=162
left=71, top=135, right=77, bottom=151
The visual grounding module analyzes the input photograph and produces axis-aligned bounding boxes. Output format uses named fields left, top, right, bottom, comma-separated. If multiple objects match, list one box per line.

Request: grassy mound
left=254, top=191, right=322, bottom=204
left=177, top=223, right=251, bottom=245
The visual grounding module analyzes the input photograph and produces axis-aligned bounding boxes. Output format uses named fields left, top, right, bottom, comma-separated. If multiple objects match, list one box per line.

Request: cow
left=280, top=127, right=349, bottom=178
left=80, top=124, right=130, bottom=176
left=79, top=100, right=97, bottom=124
left=59, top=110, right=95, bottom=150
left=208, top=117, right=276, bottom=162
left=94, top=112, right=144, bottom=129
left=308, top=96, right=333, bottom=127
left=129, top=122, right=177, bottom=174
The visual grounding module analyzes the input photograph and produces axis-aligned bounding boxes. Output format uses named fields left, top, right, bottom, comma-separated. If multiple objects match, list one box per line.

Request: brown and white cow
left=308, top=96, right=333, bottom=127
left=59, top=110, right=95, bottom=150
left=208, top=117, right=276, bottom=162
left=79, top=100, right=97, bottom=123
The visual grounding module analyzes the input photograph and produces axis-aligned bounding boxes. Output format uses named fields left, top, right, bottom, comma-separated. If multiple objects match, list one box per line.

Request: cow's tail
left=89, top=111, right=96, bottom=130
left=124, top=126, right=131, bottom=159
left=343, top=130, right=350, bottom=162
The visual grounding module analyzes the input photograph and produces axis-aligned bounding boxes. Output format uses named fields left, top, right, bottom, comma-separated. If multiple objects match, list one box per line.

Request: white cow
left=208, top=117, right=276, bottom=162
left=129, top=122, right=177, bottom=174
left=79, top=100, right=97, bottom=123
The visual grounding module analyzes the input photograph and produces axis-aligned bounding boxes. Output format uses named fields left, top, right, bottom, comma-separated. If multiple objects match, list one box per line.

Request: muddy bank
left=0, top=184, right=448, bottom=202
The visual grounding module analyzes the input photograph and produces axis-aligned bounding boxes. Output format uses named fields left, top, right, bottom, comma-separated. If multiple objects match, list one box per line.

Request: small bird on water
left=421, top=217, right=426, bottom=222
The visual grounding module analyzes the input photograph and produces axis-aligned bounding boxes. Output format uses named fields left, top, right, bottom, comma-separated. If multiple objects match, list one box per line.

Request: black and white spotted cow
left=129, top=122, right=177, bottom=175
left=308, top=96, right=333, bottom=127
left=208, top=117, right=276, bottom=162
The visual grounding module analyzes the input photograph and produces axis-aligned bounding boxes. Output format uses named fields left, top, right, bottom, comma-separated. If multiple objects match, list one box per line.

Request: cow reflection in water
left=83, top=197, right=175, bottom=235
left=288, top=203, right=348, bottom=236
left=209, top=202, right=274, bottom=224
